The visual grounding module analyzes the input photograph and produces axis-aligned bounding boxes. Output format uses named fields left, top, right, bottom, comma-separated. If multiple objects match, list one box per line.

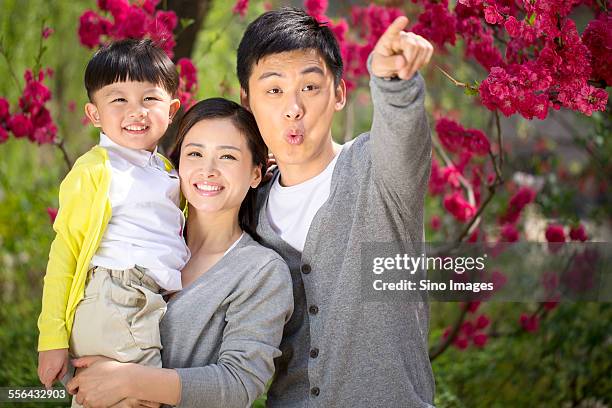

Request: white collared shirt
left=90, top=133, right=190, bottom=291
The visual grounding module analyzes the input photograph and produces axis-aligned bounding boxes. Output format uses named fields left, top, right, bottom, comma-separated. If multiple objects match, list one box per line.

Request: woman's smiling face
left=179, top=118, right=262, bottom=214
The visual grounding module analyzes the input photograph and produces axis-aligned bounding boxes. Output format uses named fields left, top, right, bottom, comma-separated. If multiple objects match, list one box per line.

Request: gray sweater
left=159, top=233, right=294, bottom=408
left=256, top=68, right=435, bottom=407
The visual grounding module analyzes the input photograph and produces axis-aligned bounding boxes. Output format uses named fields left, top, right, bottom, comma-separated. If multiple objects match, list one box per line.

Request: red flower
left=304, top=0, right=328, bottom=21
left=569, top=224, right=588, bottom=242
left=443, top=191, right=476, bottom=222
left=232, top=0, right=249, bottom=17
left=464, top=301, right=481, bottom=313
left=428, top=158, right=446, bottom=196
left=582, top=14, right=612, bottom=86
left=0, top=126, right=8, bottom=143
left=0, top=97, right=9, bottom=121
left=412, top=0, right=457, bottom=48
left=177, top=58, right=198, bottom=93
left=42, top=27, right=54, bottom=39
left=500, top=186, right=536, bottom=224
left=472, top=332, right=488, bottom=348
left=430, top=215, right=441, bottom=231
left=461, top=321, right=475, bottom=337
left=453, top=336, right=469, bottom=350
left=8, top=114, right=33, bottom=138
left=545, top=224, right=565, bottom=243
left=142, top=0, right=160, bottom=14
left=543, top=301, right=559, bottom=311
left=78, top=10, right=112, bottom=48
left=499, top=223, right=519, bottom=242
left=116, top=6, right=148, bottom=39
left=475, top=314, right=490, bottom=330
left=519, top=313, right=539, bottom=332
left=436, top=118, right=490, bottom=156
left=46, top=207, right=58, bottom=224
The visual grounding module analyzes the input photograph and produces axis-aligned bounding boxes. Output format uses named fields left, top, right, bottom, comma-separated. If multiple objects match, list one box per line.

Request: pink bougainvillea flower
left=78, top=10, right=112, bottom=48
left=42, top=27, right=54, bottom=39
left=472, top=332, right=488, bottom=348
left=232, top=0, right=249, bottom=17
left=436, top=118, right=490, bottom=156
left=443, top=191, right=476, bottom=222
left=569, top=224, right=588, bottom=242
left=545, top=224, right=565, bottom=243
left=304, top=0, right=328, bottom=21
left=0, top=97, right=9, bottom=121
left=8, top=113, right=33, bottom=138
left=46, top=207, right=58, bottom=224
left=430, top=215, right=441, bottom=231
left=582, top=14, right=612, bottom=86
left=475, top=314, right=490, bottom=330
left=453, top=336, right=469, bottom=350
left=519, top=313, right=539, bottom=332
left=0, top=126, right=8, bottom=143
left=499, top=223, right=520, bottom=242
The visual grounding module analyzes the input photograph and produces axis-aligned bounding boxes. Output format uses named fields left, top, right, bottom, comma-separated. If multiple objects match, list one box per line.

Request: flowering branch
left=0, top=38, right=22, bottom=91
left=432, top=135, right=476, bottom=207
left=429, top=305, right=468, bottom=361
left=436, top=65, right=479, bottom=95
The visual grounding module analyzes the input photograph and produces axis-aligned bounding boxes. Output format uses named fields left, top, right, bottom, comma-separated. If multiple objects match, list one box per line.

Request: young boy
left=237, top=8, right=435, bottom=407
left=37, top=39, right=189, bottom=403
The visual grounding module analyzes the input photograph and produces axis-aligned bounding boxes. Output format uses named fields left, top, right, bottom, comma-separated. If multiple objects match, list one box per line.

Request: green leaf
left=180, top=18, right=195, bottom=29
left=528, top=13, right=536, bottom=25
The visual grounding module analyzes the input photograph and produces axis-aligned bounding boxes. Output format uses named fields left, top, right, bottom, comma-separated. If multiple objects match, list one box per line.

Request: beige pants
left=68, top=266, right=166, bottom=407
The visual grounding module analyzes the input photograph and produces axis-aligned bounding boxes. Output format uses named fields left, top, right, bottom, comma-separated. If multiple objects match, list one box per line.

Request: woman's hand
left=66, top=356, right=134, bottom=408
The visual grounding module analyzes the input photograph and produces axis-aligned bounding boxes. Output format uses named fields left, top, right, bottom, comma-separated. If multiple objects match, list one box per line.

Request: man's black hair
left=84, top=39, right=179, bottom=100
left=236, top=7, right=344, bottom=93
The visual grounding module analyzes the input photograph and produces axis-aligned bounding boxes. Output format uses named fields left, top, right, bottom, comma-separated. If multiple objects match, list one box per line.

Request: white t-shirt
left=267, top=153, right=340, bottom=252
left=91, top=133, right=190, bottom=291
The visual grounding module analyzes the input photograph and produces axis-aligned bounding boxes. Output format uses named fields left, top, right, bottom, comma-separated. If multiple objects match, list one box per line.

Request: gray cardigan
left=256, top=67, right=435, bottom=406
left=159, top=233, right=293, bottom=408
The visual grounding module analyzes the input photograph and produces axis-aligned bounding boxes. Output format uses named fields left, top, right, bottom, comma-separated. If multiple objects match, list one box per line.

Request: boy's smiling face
left=241, top=49, right=346, bottom=180
left=85, top=80, right=180, bottom=152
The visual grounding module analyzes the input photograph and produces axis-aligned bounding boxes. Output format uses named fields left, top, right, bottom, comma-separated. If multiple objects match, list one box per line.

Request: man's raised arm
left=369, top=17, right=434, bottom=212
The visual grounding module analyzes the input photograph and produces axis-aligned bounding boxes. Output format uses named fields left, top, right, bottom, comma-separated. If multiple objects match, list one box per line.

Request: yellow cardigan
left=37, top=146, right=174, bottom=351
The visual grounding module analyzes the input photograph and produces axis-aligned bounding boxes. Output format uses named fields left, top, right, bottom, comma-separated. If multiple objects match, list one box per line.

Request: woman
left=66, top=98, right=294, bottom=408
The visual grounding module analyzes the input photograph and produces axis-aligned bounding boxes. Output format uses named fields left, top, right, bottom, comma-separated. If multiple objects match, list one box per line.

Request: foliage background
left=0, top=0, right=610, bottom=407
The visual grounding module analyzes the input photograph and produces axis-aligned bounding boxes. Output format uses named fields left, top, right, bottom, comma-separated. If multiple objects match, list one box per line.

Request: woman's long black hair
left=169, top=98, right=268, bottom=240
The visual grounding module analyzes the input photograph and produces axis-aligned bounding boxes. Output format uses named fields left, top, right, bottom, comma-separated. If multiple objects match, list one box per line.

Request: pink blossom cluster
left=232, top=0, right=249, bottom=17
left=0, top=69, right=57, bottom=145
left=544, top=223, right=589, bottom=243
left=428, top=117, right=497, bottom=223
left=499, top=186, right=536, bottom=224
left=444, top=310, right=490, bottom=350
left=304, top=1, right=402, bottom=92
left=78, top=0, right=177, bottom=58
left=176, top=58, right=198, bottom=110
left=412, top=0, right=456, bottom=49
left=519, top=313, right=539, bottom=332
left=582, top=14, right=612, bottom=87
left=443, top=191, right=476, bottom=222
left=435, top=118, right=490, bottom=156
left=78, top=0, right=198, bottom=108
left=410, top=0, right=609, bottom=119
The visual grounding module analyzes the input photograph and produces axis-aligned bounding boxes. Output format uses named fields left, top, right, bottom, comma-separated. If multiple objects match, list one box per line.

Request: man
left=237, top=7, right=435, bottom=407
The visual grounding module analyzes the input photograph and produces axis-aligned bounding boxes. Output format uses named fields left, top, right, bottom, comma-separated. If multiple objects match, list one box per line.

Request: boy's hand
left=371, top=16, right=434, bottom=80
left=38, top=348, right=69, bottom=389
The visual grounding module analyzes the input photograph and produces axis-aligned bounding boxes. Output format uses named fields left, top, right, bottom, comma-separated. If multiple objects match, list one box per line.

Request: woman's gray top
left=160, top=233, right=294, bottom=408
